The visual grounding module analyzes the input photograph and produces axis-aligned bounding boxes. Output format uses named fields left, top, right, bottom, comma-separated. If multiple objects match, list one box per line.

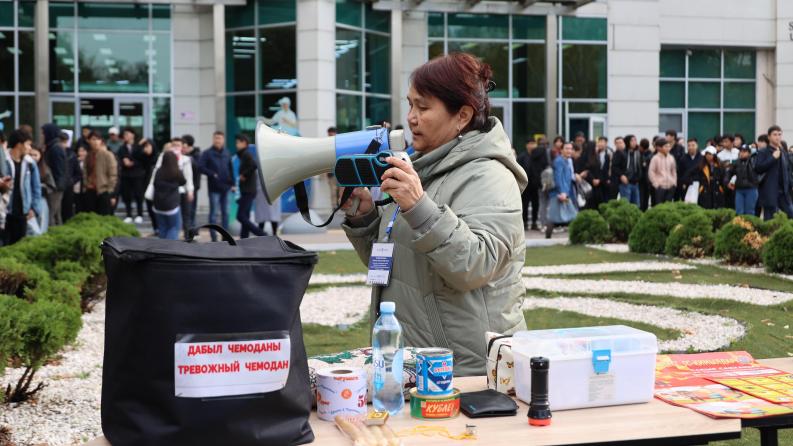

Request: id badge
left=366, top=242, right=394, bottom=286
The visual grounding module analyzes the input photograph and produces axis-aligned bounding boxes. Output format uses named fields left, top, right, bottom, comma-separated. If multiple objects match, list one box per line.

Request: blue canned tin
left=416, top=348, right=454, bottom=396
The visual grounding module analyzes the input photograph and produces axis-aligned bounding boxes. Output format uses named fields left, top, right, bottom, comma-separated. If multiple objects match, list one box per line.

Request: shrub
left=757, top=211, right=789, bottom=236
left=704, top=208, right=736, bottom=232
left=569, top=210, right=611, bottom=244
left=628, top=206, right=683, bottom=254
left=714, top=217, right=767, bottom=265
left=665, top=212, right=715, bottom=258
left=762, top=224, right=793, bottom=274
left=599, top=199, right=642, bottom=242
left=0, top=258, right=49, bottom=299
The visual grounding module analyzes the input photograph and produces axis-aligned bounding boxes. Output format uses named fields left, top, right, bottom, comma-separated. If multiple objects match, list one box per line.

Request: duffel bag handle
left=186, top=224, right=237, bottom=246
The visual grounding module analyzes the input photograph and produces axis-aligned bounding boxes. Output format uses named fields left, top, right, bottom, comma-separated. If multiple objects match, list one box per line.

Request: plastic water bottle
left=372, top=301, right=404, bottom=415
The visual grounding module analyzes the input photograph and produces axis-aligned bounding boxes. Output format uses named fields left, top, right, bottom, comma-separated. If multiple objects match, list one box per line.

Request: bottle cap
left=380, top=301, right=395, bottom=314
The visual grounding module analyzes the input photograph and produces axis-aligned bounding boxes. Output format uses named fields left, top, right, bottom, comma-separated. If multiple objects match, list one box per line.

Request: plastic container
left=512, top=325, right=658, bottom=411
left=372, top=301, right=405, bottom=415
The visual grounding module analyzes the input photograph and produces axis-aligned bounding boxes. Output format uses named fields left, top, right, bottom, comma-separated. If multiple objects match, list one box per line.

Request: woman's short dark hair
left=639, top=138, right=650, bottom=150
left=410, top=52, right=493, bottom=133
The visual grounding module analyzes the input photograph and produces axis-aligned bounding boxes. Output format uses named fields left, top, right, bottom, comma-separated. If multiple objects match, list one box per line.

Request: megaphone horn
left=255, top=121, right=405, bottom=204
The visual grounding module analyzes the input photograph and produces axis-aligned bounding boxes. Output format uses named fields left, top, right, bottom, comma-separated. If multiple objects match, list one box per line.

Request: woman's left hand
left=380, top=157, right=424, bottom=211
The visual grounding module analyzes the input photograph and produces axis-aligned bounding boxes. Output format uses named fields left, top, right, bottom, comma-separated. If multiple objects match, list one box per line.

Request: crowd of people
left=0, top=123, right=281, bottom=245
left=516, top=125, right=789, bottom=238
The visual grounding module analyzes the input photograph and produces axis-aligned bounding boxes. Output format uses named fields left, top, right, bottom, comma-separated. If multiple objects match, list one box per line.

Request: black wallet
left=460, top=389, right=519, bottom=418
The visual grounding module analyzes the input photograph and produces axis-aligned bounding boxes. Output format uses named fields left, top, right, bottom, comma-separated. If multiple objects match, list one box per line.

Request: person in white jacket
left=145, top=137, right=194, bottom=237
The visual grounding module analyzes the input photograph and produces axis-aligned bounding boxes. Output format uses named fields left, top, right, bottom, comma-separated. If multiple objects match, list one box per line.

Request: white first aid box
left=513, top=325, right=658, bottom=411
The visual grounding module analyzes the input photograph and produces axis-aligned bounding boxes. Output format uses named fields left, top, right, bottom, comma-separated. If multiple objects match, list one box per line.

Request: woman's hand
left=558, top=193, right=568, bottom=202
left=341, top=187, right=374, bottom=217
left=380, top=157, right=424, bottom=211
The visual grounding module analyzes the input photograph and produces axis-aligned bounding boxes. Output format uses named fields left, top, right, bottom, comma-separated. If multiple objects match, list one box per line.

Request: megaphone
left=255, top=121, right=408, bottom=204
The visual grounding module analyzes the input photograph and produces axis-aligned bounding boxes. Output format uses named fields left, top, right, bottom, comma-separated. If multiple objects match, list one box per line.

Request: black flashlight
left=528, top=356, right=551, bottom=426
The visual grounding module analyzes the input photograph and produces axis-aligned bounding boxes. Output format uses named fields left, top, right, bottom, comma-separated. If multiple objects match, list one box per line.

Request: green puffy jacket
left=343, top=118, right=528, bottom=376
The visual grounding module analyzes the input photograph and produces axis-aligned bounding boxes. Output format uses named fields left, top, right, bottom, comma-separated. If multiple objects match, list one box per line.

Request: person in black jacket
left=755, top=125, right=793, bottom=220
left=118, top=128, right=146, bottom=224
left=152, top=151, right=185, bottom=240
left=235, top=134, right=265, bottom=238
left=590, top=137, right=611, bottom=208
left=527, top=139, right=548, bottom=230
left=181, top=134, right=201, bottom=232
left=678, top=138, right=703, bottom=198
left=729, top=145, right=759, bottom=215
left=41, top=123, right=66, bottom=225
left=639, top=138, right=653, bottom=210
left=696, top=147, right=726, bottom=209
left=665, top=129, right=685, bottom=201
left=517, top=139, right=537, bottom=230
left=59, top=131, right=81, bottom=222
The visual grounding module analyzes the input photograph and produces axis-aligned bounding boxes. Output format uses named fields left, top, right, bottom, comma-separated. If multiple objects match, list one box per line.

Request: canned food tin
left=416, top=348, right=454, bottom=396
left=409, top=387, right=461, bottom=420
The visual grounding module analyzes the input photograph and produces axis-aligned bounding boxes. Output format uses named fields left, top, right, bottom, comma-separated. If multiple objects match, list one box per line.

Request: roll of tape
left=316, top=367, right=368, bottom=422
left=409, top=387, right=461, bottom=420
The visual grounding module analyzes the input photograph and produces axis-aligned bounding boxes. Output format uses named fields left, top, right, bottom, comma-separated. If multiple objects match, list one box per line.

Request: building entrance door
left=51, top=97, right=150, bottom=141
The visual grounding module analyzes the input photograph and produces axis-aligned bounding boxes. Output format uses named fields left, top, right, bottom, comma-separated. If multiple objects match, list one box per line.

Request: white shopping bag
left=684, top=181, right=699, bottom=204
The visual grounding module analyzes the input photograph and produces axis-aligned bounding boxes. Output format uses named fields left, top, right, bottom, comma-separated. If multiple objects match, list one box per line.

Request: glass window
left=225, top=1, right=254, bottom=28
left=724, top=82, right=754, bottom=109
left=365, top=6, right=389, bottom=33
left=18, top=95, right=33, bottom=130
left=50, top=2, right=75, bottom=28
left=688, top=49, right=720, bottom=78
left=562, top=44, right=606, bottom=99
left=659, top=113, right=682, bottom=134
left=428, top=41, right=443, bottom=60
left=724, top=50, right=755, bottom=79
left=513, top=16, right=545, bottom=40
left=336, top=28, right=361, bottom=91
left=428, top=12, right=444, bottom=38
left=49, top=30, right=75, bottom=93
left=261, top=92, right=298, bottom=133
left=336, top=94, right=361, bottom=133
left=79, top=97, right=114, bottom=135
left=447, top=13, right=508, bottom=39
left=0, top=30, right=14, bottom=92
left=151, top=33, right=171, bottom=94
left=568, top=102, right=607, bottom=113
left=77, top=3, right=149, bottom=30
left=51, top=100, right=76, bottom=131
left=152, top=4, right=171, bottom=31
left=152, top=97, right=171, bottom=151
left=259, top=0, right=295, bottom=25
left=512, top=43, right=544, bottom=98
left=0, top=96, right=13, bottom=133
left=18, top=1, right=35, bottom=28
left=447, top=41, right=509, bottom=98
left=336, top=0, right=362, bottom=28
left=724, top=112, right=754, bottom=139
left=18, top=31, right=34, bottom=92
left=688, top=82, right=720, bottom=109
left=687, top=112, right=719, bottom=148
left=365, top=96, right=390, bottom=128
left=561, top=17, right=606, bottom=41
left=366, top=33, right=389, bottom=94
left=659, top=81, right=684, bottom=108
left=512, top=103, right=545, bottom=147
left=260, top=26, right=297, bottom=90
left=660, top=49, right=685, bottom=78
left=226, top=29, right=256, bottom=92
left=0, top=2, right=13, bottom=27
left=227, top=95, right=256, bottom=141
left=77, top=31, right=148, bottom=93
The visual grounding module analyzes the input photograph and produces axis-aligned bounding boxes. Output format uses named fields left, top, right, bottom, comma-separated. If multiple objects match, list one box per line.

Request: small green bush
left=665, top=212, right=715, bottom=258
left=762, top=224, right=793, bottom=273
left=704, top=208, right=736, bottom=232
left=714, top=217, right=766, bottom=265
left=0, top=258, right=49, bottom=299
left=757, top=212, right=789, bottom=236
left=628, top=206, right=683, bottom=254
left=569, top=210, right=611, bottom=244
left=599, top=199, right=642, bottom=242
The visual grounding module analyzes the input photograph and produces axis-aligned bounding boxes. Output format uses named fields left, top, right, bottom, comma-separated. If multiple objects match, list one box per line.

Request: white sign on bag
left=174, top=337, right=291, bottom=398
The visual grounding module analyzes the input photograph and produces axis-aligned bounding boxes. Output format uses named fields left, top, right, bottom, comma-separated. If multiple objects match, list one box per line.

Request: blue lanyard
left=383, top=205, right=400, bottom=242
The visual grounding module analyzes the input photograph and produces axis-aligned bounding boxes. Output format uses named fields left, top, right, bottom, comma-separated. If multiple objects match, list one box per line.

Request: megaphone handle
left=346, top=197, right=361, bottom=217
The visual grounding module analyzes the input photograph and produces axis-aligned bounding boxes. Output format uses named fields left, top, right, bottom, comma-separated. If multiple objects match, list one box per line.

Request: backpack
left=540, top=166, right=555, bottom=192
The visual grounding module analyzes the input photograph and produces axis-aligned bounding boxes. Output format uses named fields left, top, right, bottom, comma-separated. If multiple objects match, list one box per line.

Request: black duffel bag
left=101, top=225, right=317, bottom=446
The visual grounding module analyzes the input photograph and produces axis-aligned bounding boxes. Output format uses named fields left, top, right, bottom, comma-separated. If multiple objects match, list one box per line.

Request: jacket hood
left=42, top=123, right=61, bottom=145
left=411, top=117, right=528, bottom=191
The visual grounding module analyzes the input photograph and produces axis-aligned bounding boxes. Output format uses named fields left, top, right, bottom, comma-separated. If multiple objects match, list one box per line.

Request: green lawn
left=306, top=246, right=793, bottom=446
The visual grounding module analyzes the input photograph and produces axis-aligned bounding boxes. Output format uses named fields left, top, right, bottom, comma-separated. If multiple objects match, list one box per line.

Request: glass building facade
left=0, top=0, right=36, bottom=134
left=335, top=0, right=391, bottom=133
left=659, top=48, right=756, bottom=145
left=225, top=0, right=296, bottom=139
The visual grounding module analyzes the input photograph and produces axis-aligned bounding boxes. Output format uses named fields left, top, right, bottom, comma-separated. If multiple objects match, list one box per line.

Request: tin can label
left=416, top=349, right=453, bottom=396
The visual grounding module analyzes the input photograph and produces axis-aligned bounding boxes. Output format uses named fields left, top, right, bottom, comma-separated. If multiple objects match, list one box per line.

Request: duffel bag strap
left=186, top=224, right=237, bottom=246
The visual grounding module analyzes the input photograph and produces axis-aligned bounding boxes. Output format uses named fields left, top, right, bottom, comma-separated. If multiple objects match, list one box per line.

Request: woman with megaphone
left=341, top=53, right=528, bottom=377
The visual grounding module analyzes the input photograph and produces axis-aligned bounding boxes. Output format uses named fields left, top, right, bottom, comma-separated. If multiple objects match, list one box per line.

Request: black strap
left=294, top=138, right=384, bottom=227
left=487, top=334, right=512, bottom=356
left=186, top=224, right=237, bottom=246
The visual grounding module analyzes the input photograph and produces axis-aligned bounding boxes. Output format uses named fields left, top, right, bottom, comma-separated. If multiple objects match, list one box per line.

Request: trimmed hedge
left=599, top=199, right=642, bottom=242
left=762, top=223, right=793, bottom=273
left=704, top=208, right=736, bottom=232
left=569, top=210, right=610, bottom=244
left=0, top=213, right=137, bottom=403
left=714, top=217, right=766, bottom=265
left=665, top=212, right=715, bottom=258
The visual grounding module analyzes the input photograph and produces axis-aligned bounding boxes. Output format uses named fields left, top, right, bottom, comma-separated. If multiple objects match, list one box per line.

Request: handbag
left=101, top=225, right=317, bottom=446
left=576, top=179, right=592, bottom=208
left=486, top=332, right=515, bottom=395
left=547, top=196, right=578, bottom=224
left=684, top=181, right=700, bottom=204
left=540, top=166, right=555, bottom=192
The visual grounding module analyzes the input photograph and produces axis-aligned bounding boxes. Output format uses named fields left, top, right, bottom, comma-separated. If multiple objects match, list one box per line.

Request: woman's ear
left=457, top=105, right=474, bottom=132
